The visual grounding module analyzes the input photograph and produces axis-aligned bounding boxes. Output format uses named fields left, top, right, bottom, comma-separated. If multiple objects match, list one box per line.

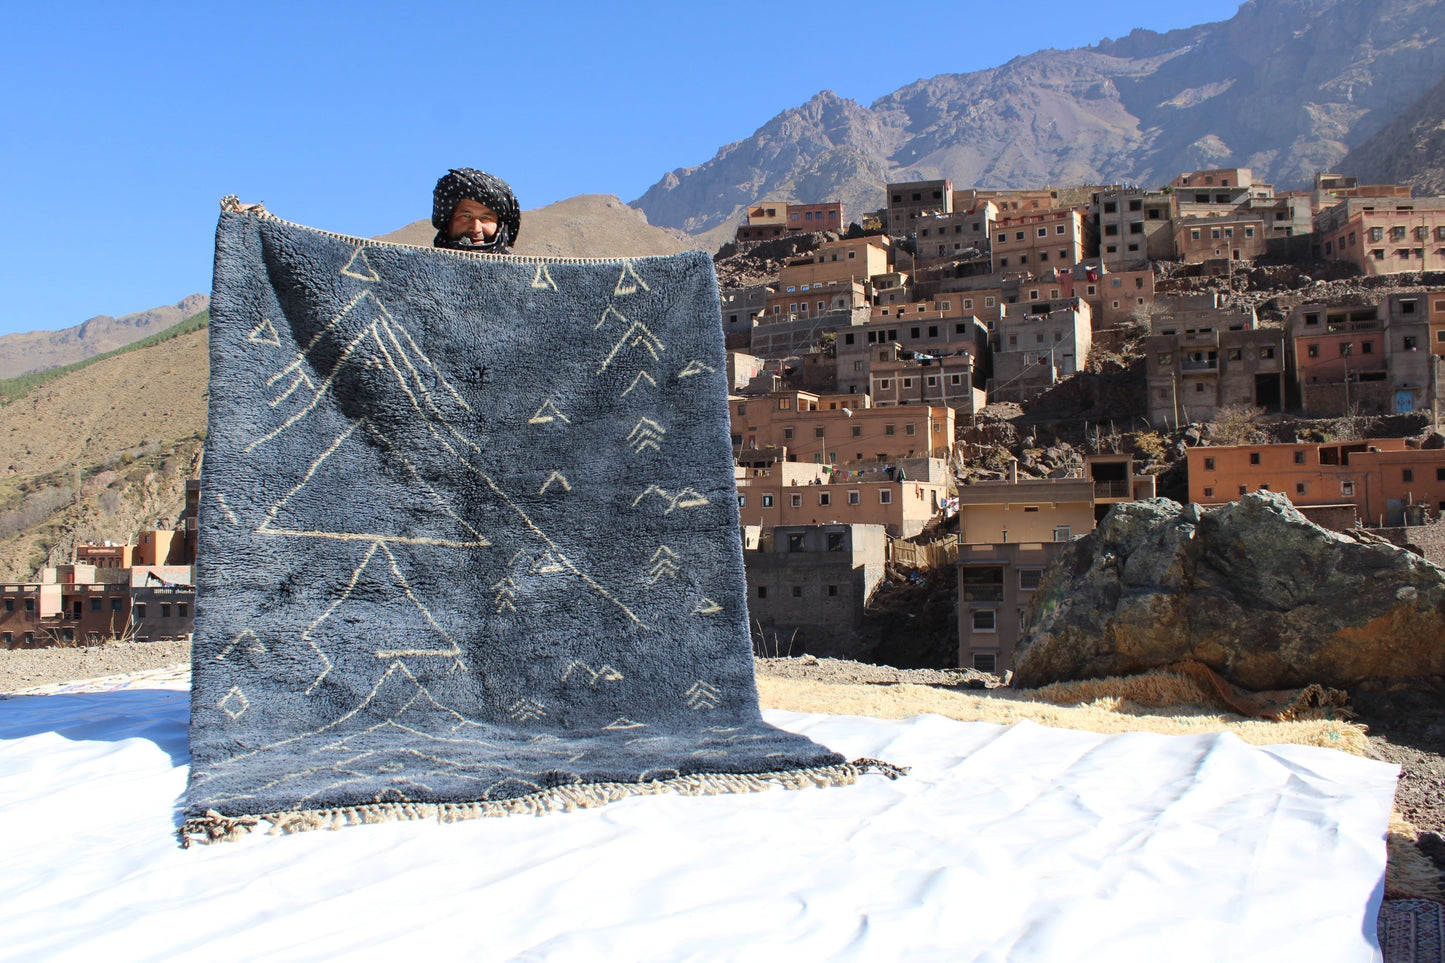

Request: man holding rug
left=431, top=168, right=521, bottom=253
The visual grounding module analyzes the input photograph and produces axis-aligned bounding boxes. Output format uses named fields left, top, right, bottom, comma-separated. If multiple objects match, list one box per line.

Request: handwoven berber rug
left=181, top=202, right=899, bottom=845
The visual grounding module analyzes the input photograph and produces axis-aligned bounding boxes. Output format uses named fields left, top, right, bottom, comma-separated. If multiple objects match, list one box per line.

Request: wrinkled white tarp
left=0, top=679, right=1395, bottom=962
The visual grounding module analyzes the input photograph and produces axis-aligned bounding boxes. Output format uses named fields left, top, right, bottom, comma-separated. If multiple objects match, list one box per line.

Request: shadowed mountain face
left=632, top=0, right=1445, bottom=235
left=1340, top=70, right=1445, bottom=196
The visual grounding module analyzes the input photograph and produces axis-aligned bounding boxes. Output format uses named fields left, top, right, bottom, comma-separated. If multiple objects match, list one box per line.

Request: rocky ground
left=5, top=642, right=1439, bottom=873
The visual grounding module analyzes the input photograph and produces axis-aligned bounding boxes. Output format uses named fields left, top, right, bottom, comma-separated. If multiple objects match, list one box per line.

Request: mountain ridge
left=632, top=0, right=1445, bottom=235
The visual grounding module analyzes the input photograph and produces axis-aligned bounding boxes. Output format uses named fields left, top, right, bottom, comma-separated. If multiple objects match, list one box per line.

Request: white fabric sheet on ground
left=0, top=681, right=1396, bottom=963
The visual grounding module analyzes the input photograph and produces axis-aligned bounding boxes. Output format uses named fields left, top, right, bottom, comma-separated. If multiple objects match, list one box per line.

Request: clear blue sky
left=0, top=1, right=1244, bottom=337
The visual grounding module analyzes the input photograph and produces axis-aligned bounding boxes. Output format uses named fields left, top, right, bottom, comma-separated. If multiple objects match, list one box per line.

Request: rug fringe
left=178, top=759, right=907, bottom=847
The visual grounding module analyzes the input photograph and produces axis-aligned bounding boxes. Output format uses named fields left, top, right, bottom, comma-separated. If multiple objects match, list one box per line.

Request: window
left=819, top=493, right=830, bottom=506
left=1403, top=469, right=1415, bottom=482
left=3, top=600, right=11, bottom=613
left=879, top=490, right=893, bottom=504
left=1437, top=468, right=1445, bottom=481
left=792, top=586, right=803, bottom=598
left=111, top=598, right=122, bottom=612
left=879, top=379, right=891, bottom=389
left=1294, top=451, right=1305, bottom=465
left=778, top=398, right=791, bottom=410
left=1250, top=453, right=1260, bottom=465
left=827, top=585, right=839, bottom=597
left=1296, top=483, right=1306, bottom=495
left=757, top=585, right=767, bottom=599
left=1238, top=485, right=1248, bottom=496
left=90, top=598, right=102, bottom=612
left=1342, top=481, right=1355, bottom=496
left=885, top=424, right=895, bottom=435
left=971, top=610, right=997, bottom=632
left=761, top=494, right=774, bottom=508
left=790, top=494, right=802, bottom=508
left=973, top=653, right=997, bottom=673
left=135, top=603, right=146, bottom=618
left=1307, top=344, right=1319, bottom=358
left=783, top=427, right=794, bottom=440
left=1053, top=526, right=1070, bottom=542
left=787, top=533, right=805, bottom=552
left=905, top=424, right=916, bottom=435
left=1019, top=569, right=1042, bottom=591
left=737, top=495, right=746, bottom=508
left=1203, top=487, right=1214, bottom=498
left=848, top=490, right=860, bottom=505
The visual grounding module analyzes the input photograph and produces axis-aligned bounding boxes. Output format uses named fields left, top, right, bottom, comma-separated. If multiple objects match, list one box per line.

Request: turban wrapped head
left=432, top=168, right=521, bottom=253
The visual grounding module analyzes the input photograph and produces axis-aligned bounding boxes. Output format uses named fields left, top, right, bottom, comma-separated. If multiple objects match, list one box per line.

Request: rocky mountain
left=377, top=193, right=697, bottom=257
left=0, top=294, right=210, bottom=381
left=1339, top=70, right=1445, bottom=195
left=633, top=0, right=1445, bottom=236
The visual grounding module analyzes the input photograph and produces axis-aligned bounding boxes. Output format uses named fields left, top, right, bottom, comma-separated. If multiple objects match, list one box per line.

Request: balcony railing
left=1094, top=480, right=1132, bottom=498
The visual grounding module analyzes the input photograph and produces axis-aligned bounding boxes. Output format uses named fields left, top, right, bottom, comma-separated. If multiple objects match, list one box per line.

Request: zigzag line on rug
left=196, top=660, right=471, bottom=774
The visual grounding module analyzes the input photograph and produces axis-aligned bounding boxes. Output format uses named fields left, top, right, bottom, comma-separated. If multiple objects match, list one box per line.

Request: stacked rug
left=182, top=203, right=891, bottom=844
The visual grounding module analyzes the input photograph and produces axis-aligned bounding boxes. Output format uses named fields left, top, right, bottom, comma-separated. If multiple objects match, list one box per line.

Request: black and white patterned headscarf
left=431, top=168, right=521, bottom=253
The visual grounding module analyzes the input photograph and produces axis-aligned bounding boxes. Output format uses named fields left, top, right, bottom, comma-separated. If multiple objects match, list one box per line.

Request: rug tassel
left=178, top=758, right=908, bottom=846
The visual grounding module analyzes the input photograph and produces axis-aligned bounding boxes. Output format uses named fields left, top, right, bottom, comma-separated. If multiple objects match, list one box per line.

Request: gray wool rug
left=181, top=202, right=897, bottom=845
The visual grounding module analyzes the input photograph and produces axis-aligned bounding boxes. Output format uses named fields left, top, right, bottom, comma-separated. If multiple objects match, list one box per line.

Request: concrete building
left=129, top=566, right=195, bottom=643
left=1186, top=439, right=1445, bottom=525
left=886, top=180, right=952, bottom=234
left=835, top=309, right=989, bottom=397
left=744, top=523, right=887, bottom=660
left=1093, top=186, right=1173, bottom=268
left=1143, top=295, right=1279, bottom=426
left=867, top=344, right=987, bottom=415
left=989, top=299, right=1092, bottom=403
left=912, top=204, right=997, bottom=264
left=1288, top=301, right=1399, bottom=417
left=720, top=284, right=769, bottom=346
left=1386, top=293, right=1436, bottom=415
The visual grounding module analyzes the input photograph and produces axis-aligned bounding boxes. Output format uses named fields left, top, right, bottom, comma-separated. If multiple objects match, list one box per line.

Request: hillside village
left=718, top=168, right=1445, bottom=674
left=5, top=169, right=1445, bottom=681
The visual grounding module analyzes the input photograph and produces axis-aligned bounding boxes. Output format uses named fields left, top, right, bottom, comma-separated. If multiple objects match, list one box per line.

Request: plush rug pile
left=183, top=204, right=881, bottom=844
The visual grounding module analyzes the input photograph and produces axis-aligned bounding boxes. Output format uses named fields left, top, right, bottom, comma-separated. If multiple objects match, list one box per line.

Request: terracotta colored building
left=734, top=460, right=949, bottom=538
left=1312, top=196, right=1445, bottom=275
left=991, top=209, right=1094, bottom=274
left=1172, top=212, right=1269, bottom=263
left=955, top=455, right=1152, bottom=672
left=735, top=200, right=844, bottom=241
left=730, top=390, right=954, bottom=464
left=1186, top=439, right=1445, bottom=524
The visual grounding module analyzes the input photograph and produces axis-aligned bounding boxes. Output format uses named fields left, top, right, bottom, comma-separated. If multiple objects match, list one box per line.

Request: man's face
left=449, top=199, right=500, bottom=244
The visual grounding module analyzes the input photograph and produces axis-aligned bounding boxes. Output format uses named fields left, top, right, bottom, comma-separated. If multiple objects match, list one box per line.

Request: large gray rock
left=1015, top=492, right=1445, bottom=690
